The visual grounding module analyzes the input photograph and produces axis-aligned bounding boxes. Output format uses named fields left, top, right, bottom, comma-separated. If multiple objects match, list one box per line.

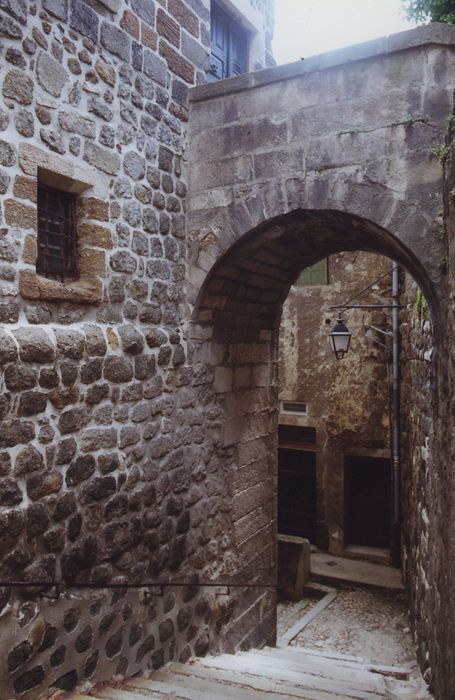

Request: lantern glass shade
left=329, top=317, right=352, bottom=359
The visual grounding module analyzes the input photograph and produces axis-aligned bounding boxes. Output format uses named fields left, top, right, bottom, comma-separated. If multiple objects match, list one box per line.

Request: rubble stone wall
left=400, top=275, right=436, bottom=690
left=0, top=0, right=274, bottom=697
left=400, top=94, right=455, bottom=700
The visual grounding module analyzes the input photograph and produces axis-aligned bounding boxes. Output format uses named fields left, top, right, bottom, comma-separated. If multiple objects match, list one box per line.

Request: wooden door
left=278, top=448, right=317, bottom=543
left=345, top=456, right=391, bottom=548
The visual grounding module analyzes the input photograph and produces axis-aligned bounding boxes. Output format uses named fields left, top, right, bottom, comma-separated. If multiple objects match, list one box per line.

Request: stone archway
left=185, top=28, right=455, bottom=689
left=188, top=207, right=442, bottom=654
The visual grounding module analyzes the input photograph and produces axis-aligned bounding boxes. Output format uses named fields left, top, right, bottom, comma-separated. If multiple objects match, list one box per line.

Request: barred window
left=36, top=184, right=79, bottom=280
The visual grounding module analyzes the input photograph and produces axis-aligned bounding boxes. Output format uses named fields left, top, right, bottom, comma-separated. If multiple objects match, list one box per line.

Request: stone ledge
left=19, top=269, right=102, bottom=304
left=190, top=23, right=455, bottom=103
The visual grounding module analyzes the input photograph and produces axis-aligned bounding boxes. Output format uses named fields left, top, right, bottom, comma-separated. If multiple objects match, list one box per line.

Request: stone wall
left=0, top=0, right=275, bottom=697
left=397, top=90, right=455, bottom=700
left=399, top=93, right=455, bottom=700
left=248, top=0, right=274, bottom=67
left=441, top=90, right=455, bottom=700
left=400, top=274, right=435, bottom=690
left=279, top=251, right=392, bottom=555
left=187, top=26, right=455, bottom=700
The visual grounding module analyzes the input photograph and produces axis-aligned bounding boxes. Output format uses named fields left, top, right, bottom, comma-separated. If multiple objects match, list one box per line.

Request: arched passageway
left=188, top=208, right=442, bottom=666
left=192, top=209, right=442, bottom=341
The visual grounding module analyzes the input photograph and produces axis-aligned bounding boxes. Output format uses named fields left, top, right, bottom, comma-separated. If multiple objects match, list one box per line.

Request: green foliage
left=402, top=0, right=455, bottom=23
left=390, top=114, right=428, bottom=127
left=415, top=289, right=430, bottom=318
left=437, top=256, right=448, bottom=274
left=429, top=144, right=450, bottom=163
left=402, top=113, right=428, bottom=126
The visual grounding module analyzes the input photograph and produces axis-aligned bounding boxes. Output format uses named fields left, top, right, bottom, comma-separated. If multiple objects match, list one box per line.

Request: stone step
left=237, top=647, right=388, bottom=691
left=189, top=654, right=385, bottom=698
left=259, top=645, right=413, bottom=679
left=84, top=646, right=431, bottom=700
left=95, top=685, right=188, bottom=699
left=122, top=662, right=374, bottom=700
left=124, top=667, right=315, bottom=699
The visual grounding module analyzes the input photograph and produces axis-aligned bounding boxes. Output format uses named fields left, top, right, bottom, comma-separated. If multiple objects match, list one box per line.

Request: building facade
left=0, top=1, right=273, bottom=697
left=0, top=2, right=454, bottom=699
left=278, top=252, right=393, bottom=559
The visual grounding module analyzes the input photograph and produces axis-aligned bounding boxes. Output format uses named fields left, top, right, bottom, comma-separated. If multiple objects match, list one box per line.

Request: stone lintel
left=18, top=143, right=107, bottom=198
left=190, top=23, right=455, bottom=103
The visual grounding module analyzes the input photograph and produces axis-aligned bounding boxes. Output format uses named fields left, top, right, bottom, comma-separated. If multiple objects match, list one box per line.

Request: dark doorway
left=278, top=425, right=317, bottom=543
left=345, top=456, right=391, bottom=549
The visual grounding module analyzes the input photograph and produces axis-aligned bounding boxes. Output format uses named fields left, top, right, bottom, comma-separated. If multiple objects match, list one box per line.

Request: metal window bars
left=36, top=183, right=79, bottom=281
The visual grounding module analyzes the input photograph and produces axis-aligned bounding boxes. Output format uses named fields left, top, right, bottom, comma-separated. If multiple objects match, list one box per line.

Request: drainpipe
left=391, top=262, right=401, bottom=567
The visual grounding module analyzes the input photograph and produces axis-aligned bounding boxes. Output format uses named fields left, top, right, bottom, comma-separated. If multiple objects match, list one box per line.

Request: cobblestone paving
left=284, top=587, right=417, bottom=667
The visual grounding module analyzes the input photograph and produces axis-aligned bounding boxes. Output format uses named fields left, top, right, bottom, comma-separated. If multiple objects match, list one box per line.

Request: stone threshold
left=311, top=552, right=404, bottom=590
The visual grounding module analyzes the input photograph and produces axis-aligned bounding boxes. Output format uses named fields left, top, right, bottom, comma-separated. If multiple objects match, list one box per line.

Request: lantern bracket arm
left=367, top=324, right=393, bottom=338
left=329, top=265, right=400, bottom=309
left=329, top=304, right=406, bottom=310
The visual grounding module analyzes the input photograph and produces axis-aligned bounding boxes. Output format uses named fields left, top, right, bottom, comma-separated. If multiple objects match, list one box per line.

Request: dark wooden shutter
left=229, top=22, right=247, bottom=77
left=208, top=3, right=247, bottom=82
left=209, top=3, right=228, bottom=81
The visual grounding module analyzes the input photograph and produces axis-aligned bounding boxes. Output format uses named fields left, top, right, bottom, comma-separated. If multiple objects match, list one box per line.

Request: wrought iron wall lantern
left=329, top=317, right=352, bottom=359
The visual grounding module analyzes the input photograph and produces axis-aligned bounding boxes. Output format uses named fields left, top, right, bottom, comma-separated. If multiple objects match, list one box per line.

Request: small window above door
left=296, top=258, right=329, bottom=287
left=208, top=2, right=248, bottom=82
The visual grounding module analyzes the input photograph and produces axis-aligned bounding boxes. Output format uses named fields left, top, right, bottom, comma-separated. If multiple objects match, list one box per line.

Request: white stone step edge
left=254, top=646, right=413, bottom=679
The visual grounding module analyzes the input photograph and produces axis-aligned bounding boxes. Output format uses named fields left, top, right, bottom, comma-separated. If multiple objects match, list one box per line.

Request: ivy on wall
left=402, top=0, right=455, bottom=23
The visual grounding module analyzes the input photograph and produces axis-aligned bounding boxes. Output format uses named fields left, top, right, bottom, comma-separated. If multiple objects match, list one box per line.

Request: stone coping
left=190, top=22, right=455, bottom=103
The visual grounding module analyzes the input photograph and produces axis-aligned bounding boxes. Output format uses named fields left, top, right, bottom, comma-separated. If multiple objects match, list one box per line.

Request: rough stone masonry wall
left=439, top=88, right=455, bottom=700
left=0, top=0, right=276, bottom=697
left=400, top=275, right=435, bottom=689
left=400, top=97, right=455, bottom=700
left=248, top=0, right=274, bottom=67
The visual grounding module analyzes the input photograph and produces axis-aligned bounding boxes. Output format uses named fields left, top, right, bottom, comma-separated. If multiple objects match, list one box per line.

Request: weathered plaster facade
left=278, top=251, right=392, bottom=556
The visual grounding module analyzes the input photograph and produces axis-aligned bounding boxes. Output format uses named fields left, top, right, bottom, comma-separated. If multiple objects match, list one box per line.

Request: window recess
left=281, top=401, right=308, bottom=416
left=36, top=183, right=79, bottom=281
left=296, top=258, right=329, bottom=287
left=209, top=2, right=248, bottom=81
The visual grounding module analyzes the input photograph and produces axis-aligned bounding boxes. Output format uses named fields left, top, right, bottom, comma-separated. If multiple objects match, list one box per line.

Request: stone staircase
left=73, top=645, right=432, bottom=699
